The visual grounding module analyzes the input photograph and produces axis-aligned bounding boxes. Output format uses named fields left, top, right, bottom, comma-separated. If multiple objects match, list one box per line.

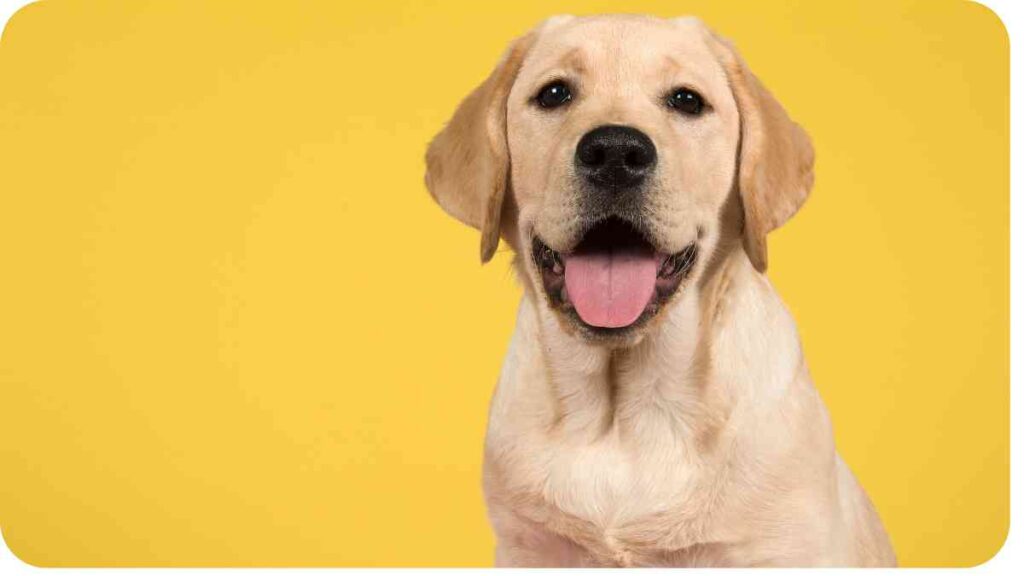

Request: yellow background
left=0, top=0, right=1008, bottom=567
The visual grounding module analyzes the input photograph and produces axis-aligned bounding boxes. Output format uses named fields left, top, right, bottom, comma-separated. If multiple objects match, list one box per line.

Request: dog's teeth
left=540, top=246, right=564, bottom=274
left=658, top=255, right=677, bottom=277
left=678, top=245, right=697, bottom=274
left=658, top=245, right=698, bottom=278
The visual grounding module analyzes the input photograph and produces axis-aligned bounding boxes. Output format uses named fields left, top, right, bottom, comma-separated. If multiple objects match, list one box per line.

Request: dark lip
left=531, top=217, right=698, bottom=338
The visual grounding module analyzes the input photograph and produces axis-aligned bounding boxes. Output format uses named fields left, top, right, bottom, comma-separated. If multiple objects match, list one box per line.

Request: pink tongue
left=564, top=250, right=658, bottom=328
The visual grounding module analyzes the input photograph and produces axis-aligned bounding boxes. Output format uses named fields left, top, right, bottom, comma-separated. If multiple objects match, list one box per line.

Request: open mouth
left=533, top=217, right=698, bottom=335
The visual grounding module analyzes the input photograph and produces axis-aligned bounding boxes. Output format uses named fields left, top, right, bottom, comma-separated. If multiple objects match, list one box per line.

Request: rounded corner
left=962, top=516, right=1011, bottom=569
left=0, top=1, right=45, bottom=47
left=965, top=0, right=1010, bottom=51
left=0, top=524, right=48, bottom=569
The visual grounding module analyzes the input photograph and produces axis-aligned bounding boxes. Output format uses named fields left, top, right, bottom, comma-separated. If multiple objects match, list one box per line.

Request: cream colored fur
left=425, top=14, right=896, bottom=567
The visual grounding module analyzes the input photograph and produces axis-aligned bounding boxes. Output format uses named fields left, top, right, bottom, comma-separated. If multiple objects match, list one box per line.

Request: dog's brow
left=556, top=47, right=586, bottom=74
left=662, top=55, right=696, bottom=76
left=524, top=48, right=587, bottom=95
left=661, top=55, right=714, bottom=93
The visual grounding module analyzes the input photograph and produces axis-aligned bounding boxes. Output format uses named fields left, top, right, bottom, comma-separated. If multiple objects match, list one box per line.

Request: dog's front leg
left=493, top=524, right=592, bottom=567
left=488, top=501, right=595, bottom=567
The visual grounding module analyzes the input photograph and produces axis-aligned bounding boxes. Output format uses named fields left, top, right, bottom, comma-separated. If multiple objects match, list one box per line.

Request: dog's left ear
left=706, top=31, right=815, bottom=273
left=424, top=27, right=542, bottom=263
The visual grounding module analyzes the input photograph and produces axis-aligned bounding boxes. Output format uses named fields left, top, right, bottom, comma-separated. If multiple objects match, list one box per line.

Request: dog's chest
left=542, top=432, right=695, bottom=524
left=495, top=418, right=714, bottom=563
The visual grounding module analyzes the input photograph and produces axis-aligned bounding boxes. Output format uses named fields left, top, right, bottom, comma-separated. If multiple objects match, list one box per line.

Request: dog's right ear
left=424, top=28, right=540, bottom=264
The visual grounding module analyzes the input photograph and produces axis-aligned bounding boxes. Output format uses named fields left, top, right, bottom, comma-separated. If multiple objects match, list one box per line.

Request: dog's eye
left=667, top=87, right=705, bottom=116
left=536, top=81, right=572, bottom=109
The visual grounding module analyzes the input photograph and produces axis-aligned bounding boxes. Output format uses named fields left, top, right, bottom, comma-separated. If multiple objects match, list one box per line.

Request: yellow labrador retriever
left=424, top=14, right=896, bottom=567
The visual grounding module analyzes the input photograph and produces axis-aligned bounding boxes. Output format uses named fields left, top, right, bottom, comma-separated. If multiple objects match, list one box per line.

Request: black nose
left=575, top=125, right=657, bottom=190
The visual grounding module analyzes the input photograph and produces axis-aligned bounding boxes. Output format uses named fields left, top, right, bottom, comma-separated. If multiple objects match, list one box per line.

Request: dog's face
left=426, top=15, right=814, bottom=345
left=507, top=17, right=739, bottom=339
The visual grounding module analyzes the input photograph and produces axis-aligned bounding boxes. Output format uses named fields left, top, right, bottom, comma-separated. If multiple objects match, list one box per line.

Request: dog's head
left=425, top=15, right=813, bottom=344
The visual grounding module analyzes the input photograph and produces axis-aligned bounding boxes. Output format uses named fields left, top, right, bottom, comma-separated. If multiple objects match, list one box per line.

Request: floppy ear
left=424, top=29, right=538, bottom=264
left=708, top=33, right=815, bottom=273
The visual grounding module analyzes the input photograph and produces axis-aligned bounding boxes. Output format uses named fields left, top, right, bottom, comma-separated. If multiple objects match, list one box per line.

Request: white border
left=0, top=0, right=1018, bottom=572
left=986, top=0, right=1021, bottom=571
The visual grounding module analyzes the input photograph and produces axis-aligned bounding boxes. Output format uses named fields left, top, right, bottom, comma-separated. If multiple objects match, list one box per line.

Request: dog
left=424, top=14, right=896, bottom=567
